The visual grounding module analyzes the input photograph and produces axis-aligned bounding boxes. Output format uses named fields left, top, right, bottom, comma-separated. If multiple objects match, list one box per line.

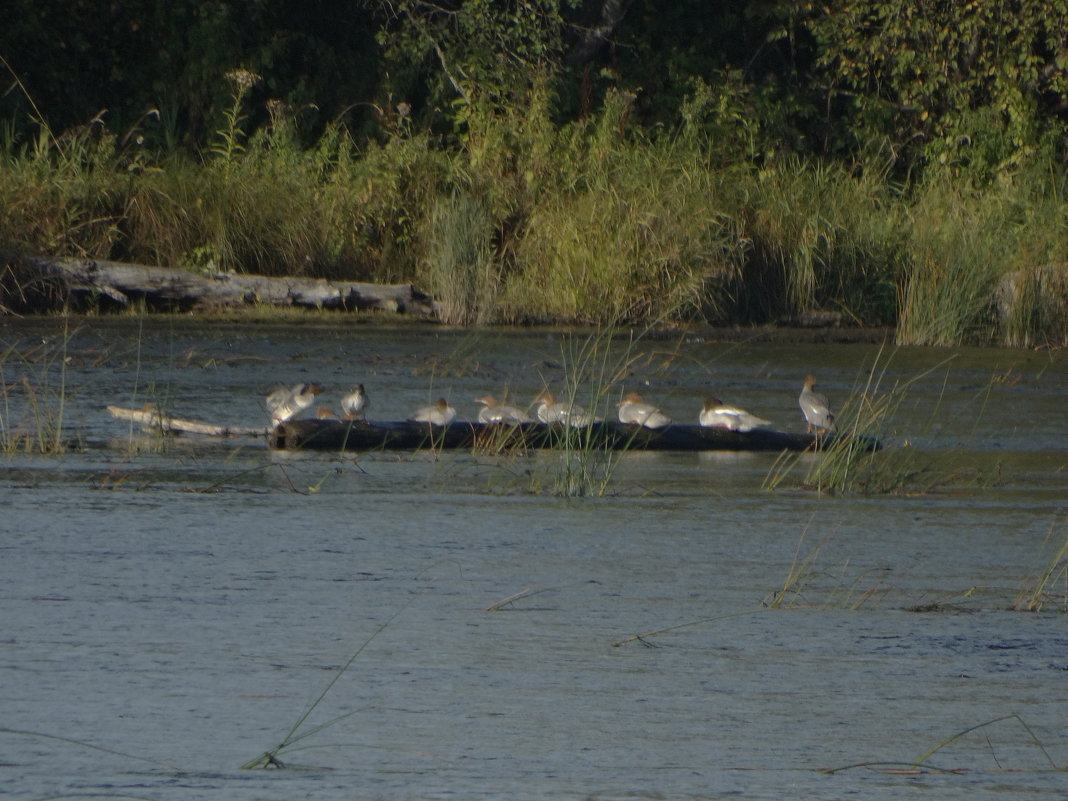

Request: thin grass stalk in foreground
left=0, top=725, right=178, bottom=772
left=764, top=519, right=830, bottom=609
left=822, top=713, right=1059, bottom=775
left=553, top=327, right=622, bottom=497
left=914, top=713, right=1058, bottom=770
left=1013, top=518, right=1068, bottom=613
left=764, top=347, right=960, bottom=495
left=803, top=347, right=903, bottom=494
left=0, top=322, right=77, bottom=455
left=485, top=585, right=545, bottom=611
left=764, top=519, right=899, bottom=610
left=242, top=579, right=433, bottom=769
left=549, top=323, right=658, bottom=497
left=612, top=609, right=768, bottom=648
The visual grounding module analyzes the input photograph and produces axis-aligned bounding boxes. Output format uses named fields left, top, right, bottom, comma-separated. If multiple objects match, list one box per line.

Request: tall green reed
left=997, top=263, right=1068, bottom=349
left=543, top=325, right=647, bottom=497
left=7, top=70, right=1068, bottom=347
left=763, top=347, right=960, bottom=495
left=420, top=190, right=497, bottom=325
left=1013, top=517, right=1068, bottom=613
left=763, top=524, right=889, bottom=611
left=242, top=574, right=438, bottom=770
left=897, top=181, right=1007, bottom=345
left=503, top=121, right=743, bottom=324
left=738, top=154, right=906, bottom=325
left=0, top=322, right=75, bottom=455
left=896, top=165, right=1068, bottom=347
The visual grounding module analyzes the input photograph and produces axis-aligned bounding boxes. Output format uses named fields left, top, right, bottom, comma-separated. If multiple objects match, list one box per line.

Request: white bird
left=475, top=395, right=533, bottom=424
left=409, top=397, right=456, bottom=426
left=532, top=389, right=593, bottom=427
left=699, top=396, right=771, bottom=432
left=799, top=374, right=835, bottom=434
left=532, top=389, right=566, bottom=423
left=341, top=384, right=369, bottom=420
left=563, top=404, right=595, bottom=427
left=266, top=382, right=324, bottom=425
left=617, top=392, right=671, bottom=429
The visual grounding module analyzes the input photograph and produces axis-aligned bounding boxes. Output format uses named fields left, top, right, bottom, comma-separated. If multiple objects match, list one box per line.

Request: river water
left=1, top=317, right=1066, bottom=800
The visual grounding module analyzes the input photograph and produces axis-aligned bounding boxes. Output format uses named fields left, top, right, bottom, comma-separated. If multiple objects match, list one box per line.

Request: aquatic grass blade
left=242, top=580, right=430, bottom=769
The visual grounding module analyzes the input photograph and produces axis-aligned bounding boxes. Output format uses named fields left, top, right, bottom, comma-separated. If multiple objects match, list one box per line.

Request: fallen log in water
left=23, top=257, right=435, bottom=314
left=269, top=418, right=879, bottom=453
left=107, top=405, right=268, bottom=437
left=105, top=405, right=880, bottom=452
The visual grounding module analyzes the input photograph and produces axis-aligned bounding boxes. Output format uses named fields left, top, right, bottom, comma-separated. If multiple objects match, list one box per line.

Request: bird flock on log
left=265, top=376, right=837, bottom=435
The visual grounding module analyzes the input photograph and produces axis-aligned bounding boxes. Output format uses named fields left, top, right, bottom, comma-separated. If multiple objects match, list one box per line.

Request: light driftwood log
left=30, top=257, right=435, bottom=314
left=107, top=405, right=267, bottom=437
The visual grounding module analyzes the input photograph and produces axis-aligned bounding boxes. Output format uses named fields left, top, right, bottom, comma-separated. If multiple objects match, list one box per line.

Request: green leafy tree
left=1, top=1, right=381, bottom=147
left=371, top=0, right=575, bottom=124
left=806, top=0, right=1068, bottom=179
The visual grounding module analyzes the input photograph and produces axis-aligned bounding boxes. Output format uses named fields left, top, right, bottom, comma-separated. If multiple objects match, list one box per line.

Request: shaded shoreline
left=1, top=256, right=896, bottom=344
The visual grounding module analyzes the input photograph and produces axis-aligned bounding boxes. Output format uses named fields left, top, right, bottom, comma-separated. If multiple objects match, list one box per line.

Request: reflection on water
left=1, top=318, right=1066, bottom=799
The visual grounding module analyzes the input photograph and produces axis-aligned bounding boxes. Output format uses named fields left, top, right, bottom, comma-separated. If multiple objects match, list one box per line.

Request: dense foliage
left=2, top=1, right=1067, bottom=344
left=7, top=0, right=1065, bottom=171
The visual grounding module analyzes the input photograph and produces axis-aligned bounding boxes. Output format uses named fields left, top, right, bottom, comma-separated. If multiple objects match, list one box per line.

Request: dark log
left=24, top=257, right=435, bottom=314
left=103, top=405, right=881, bottom=453
left=269, top=418, right=880, bottom=453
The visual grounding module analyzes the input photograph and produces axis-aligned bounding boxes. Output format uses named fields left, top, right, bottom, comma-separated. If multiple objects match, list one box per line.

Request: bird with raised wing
left=266, top=382, right=324, bottom=425
left=409, top=397, right=456, bottom=426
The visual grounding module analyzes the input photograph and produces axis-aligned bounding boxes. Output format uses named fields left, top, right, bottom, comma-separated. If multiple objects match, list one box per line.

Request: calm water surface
left=1, top=318, right=1066, bottom=800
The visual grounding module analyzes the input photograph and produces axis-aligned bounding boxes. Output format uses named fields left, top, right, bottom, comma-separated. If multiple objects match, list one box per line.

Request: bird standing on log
left=799, top=374, right=835, bottom=434
left=341, top=384, right=369, bottom=420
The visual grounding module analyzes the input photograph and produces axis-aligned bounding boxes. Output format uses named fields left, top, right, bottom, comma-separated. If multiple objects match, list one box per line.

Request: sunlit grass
left=3, top=76, right=1068, bottom=346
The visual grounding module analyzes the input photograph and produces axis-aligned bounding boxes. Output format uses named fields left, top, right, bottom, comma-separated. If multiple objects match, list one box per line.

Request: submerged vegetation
left=1, top=3, right=1067, bottom=345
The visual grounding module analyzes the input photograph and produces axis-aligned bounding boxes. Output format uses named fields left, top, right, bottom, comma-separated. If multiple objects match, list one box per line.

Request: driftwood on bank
left=23, top=257, right=435, bottom=314
left=269, top=418, right=876, bottom=453
left=107, top=405, right=268, bottom=437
